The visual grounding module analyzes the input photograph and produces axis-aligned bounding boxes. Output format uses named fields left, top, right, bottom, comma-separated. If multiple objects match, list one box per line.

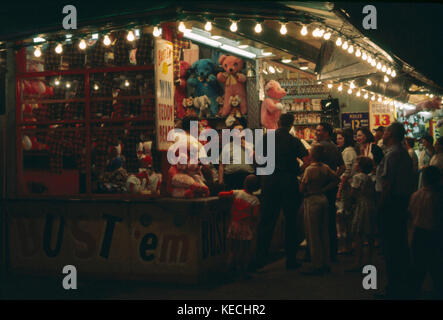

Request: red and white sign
left=155, top=39, right=175, bottom=151
left=369, top=101, right=395, bottom=131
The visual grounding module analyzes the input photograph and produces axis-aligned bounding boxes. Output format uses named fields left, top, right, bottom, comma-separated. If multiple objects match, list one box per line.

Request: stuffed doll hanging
left=217, top=55, right=247, bottom=116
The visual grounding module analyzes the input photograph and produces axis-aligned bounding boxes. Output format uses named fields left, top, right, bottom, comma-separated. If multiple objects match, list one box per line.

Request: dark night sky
left=336, top=2, right=443, bottom=87
left=1, top=1, right=442, bottom=86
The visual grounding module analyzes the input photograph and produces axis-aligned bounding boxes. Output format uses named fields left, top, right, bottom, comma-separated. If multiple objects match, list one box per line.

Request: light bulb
left=254, top=23, right=262, bottom=33
left=230, top=21, right=238, bottom=32
left=362, top=52, right=367, bottom=61
left=103, top=35, right=111, bottom=46
left=34, top=46, right=41, bottom=57
left=312, top=28, right=319, bottom=37
left=124, top=80, right=130, bottom=87
left=342, top=41, right=348, bottom=50
left=367, top=79, right=372, bottom=86
left=66, top=82, right=71, bottom=88
left=280, top=23, right=287, bottom=35
left=79, top=39, right=87, bottom=50
left=55, top=43, right=63, bottom=54
left=54, top=79, right=60, bottom=86
left=335, top=37, right=342, bottom=46
left=127, top=31, right=135, bottom=41
left=367, top=56, right=373, bottom=64
left=391, top=70, right=397, bottom=77
left=327, top=83, right=333, bottom=89
left=356, top=91, right=361, bottom=97
left=378, top=96, right=382, bottom=102
left=430, top=94, right=434, bottom=98
left=94, top=83, right=99, bottom=91
left=268, top=65, right=275, bottom=73
left=364, top=93, right=369, bottom=99
left=204, top=21, right=212, bottom=32
left=281, top=58, right=292, bottom=63
left=348, top=45, right=354, bottom=54
left=318, top=29, right=325, bottom=37
left=300, top=25, right=308, bottom=36
left=178, top=22, right=186, bottom=33
left=153, top=26, right=162, bottom=37
left=382, top=65, right=387, bottom=72
left=376, top=62, right=382, bottom=70
left=384, top=75, right=389, bottom=82
left=347, top=88, right=352, bottom=94
left=371, top=95, right=375, bottom=101
left=387, top=68, right=392, bottom=75
left=350, top=82, right=356, bottom=89
left=338, top=84, right=343, bottom=92
left=371, top=60, right=376, bottom=67
left=355, top=49, right=361, bottom=57
left=323, top=32, right=331, bottom=40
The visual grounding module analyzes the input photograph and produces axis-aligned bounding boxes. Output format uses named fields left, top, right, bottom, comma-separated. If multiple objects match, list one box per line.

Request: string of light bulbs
left=31, top=27, right=163, bottom=58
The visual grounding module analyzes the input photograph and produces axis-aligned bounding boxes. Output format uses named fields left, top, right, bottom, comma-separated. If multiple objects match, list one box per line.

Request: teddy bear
left=187, top=59, right=221, bottom=117
left=225, top=95, right=242, bottom=127
left=261, top=80, right=287, bottom=130
left=175, top=61, right=191, bottom=119
left=182, top=96, right=197, bottom=117
left=193, top=95, right=211, bottom=119
left=167, top=153, right=209, bottom=198
left=217, top=55, right=247, bottom=117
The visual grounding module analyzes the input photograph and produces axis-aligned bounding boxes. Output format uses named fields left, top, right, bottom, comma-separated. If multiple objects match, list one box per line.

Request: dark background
left=336, top=2, right=443, bottom=86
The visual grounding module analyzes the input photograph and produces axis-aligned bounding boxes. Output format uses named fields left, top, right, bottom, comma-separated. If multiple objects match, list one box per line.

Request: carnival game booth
left=3, top=1, right=442, bottom=283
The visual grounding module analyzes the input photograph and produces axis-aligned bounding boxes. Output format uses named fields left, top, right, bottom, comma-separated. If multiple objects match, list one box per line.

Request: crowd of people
left=173, top=115, right=443, bottom=299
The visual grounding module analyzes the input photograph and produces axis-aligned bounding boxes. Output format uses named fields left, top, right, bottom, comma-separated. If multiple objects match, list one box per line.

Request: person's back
left=409, top=168, right=442, bottom=232
left=303, top=162, right=337, bottom=196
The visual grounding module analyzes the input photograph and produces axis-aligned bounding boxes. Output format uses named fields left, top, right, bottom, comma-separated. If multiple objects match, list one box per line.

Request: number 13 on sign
left=373, top=114, right=391, bottom=126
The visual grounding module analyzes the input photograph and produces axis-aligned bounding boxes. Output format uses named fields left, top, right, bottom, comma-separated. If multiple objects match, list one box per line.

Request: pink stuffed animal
left=168, top=153, right=209, bottom=198
left=217, top=55, right=247, bottom=116
left=261, top=80, right=287, bottom=129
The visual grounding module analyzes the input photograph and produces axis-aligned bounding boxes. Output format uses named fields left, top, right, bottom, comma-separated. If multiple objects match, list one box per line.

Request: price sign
left=155, top=39, right=175, bottom=151
left=369, top=101, right=395, bottom=132
left=341, top=112, right=369, bottom=130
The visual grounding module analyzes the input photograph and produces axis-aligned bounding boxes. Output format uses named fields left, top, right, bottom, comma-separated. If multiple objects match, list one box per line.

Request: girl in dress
left=218, top=174, right=260, bottom=279
left=347, top=156, right=377, bottom=271
left=336, top=128, right=358, bottom=254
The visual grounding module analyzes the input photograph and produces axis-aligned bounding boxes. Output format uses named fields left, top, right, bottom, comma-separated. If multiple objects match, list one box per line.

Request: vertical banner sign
left=369, top=101, right=395, bottom=131
left=155, top=39, right=174, bottom=151
left=341, top=112, right=369, bottom=130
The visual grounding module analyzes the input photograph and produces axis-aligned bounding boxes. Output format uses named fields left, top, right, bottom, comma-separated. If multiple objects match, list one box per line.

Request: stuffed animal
left=183, top=96, right=197, bottom=117
left=261, top=80, right=287, bottom=130
left=126, top=175, right=145, bottom=193
left=217, top=55, right=247, bottom=116
left=193, top=95, right=211, bottom=119
left=175, top=61, right=191, bottom=119
left=225, top=95, right=242, bottom=127
left=187, top=59, right=221, bottom=116
left=167, top=153, right=209, bottom=198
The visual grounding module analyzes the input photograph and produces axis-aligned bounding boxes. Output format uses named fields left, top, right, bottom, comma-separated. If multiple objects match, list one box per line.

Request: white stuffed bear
left=193, top=95, right=211, bottom=119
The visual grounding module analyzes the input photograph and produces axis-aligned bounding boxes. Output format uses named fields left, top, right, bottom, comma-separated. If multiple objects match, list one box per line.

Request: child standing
left=347, top=156, right=376, bottom=271
left=408, top=165, right=443, bottom=298
left=218, top=174, right=261, bottom=279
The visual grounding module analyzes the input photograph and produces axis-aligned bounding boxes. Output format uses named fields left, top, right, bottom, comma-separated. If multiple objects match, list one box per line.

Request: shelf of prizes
left=4, top=23, right=290, bottom=283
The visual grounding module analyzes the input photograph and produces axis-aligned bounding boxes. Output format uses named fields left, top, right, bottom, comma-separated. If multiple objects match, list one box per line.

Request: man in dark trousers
left=376, top=122, right=415, bottom=299
left=315, top=122, right=344, bottom=262
left=255, top=113, right=309, bottom=270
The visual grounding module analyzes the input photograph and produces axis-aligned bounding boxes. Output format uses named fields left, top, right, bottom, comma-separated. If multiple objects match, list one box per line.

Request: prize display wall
left=17, top=32, right=162, bottom=197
